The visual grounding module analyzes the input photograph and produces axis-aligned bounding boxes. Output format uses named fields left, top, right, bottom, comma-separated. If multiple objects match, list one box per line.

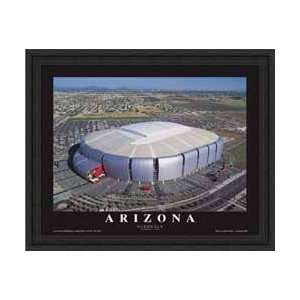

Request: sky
left=53, top=77, right=246, bottom=92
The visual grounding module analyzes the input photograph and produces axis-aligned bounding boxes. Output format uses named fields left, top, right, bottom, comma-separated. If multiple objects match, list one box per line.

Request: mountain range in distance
left=54, top=86, right=246, bottom=96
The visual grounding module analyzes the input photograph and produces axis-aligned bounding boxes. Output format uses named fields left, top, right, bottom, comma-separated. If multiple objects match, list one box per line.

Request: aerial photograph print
left=53, top=77, right=247, bottom=213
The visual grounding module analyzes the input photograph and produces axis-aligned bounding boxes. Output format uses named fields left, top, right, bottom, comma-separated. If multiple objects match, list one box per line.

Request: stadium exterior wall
left=103, top=154, right=130, bottom=181
left=158, top=155, right=183, bottom=181
left=131, top=158, right=154, bottom=182
left=73, top=137, right=224, bottom=183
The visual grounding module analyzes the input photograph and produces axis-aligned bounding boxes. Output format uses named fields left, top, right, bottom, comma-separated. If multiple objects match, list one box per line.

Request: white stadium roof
left=83, top=121, right=219, bottom=158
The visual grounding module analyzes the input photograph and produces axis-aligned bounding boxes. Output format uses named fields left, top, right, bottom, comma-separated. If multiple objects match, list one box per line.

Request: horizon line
left=53, top=77, right=246, bottom=92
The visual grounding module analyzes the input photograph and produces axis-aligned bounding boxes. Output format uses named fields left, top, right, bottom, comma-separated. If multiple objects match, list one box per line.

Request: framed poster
left=26, top=50, right=274, bottom=250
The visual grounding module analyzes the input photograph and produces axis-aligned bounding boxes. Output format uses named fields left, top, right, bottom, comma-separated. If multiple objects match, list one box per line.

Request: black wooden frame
left=26, top=50, right=275, bottom=250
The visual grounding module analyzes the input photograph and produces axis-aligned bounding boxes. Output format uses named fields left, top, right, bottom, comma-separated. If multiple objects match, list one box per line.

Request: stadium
left=71, top=121, right=224, bottom=183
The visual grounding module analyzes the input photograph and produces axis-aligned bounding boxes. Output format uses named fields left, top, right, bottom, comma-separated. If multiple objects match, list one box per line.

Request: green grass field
left=175, top=99, right=246, bottom=112
left=224, top=142, right=247, bottom=169
left=223, top=99, right=246, bottom=109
